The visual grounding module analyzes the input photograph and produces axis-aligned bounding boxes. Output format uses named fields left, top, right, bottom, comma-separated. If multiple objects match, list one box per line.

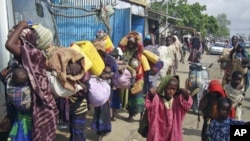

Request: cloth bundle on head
left=128, top=37, right=135, bottom=43
left=157, top=75, right=179, bottom=97
left=32, top=24, right=53, bottom=50
left=119, top=31, right=143, bottom=50
left=46, top=48, right=85, bottom=92
left=96, top=30, right=107, bottom=39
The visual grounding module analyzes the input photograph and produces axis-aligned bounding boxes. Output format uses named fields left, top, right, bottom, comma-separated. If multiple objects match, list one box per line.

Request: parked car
left=245, top=42, right=250, bottom=48
left=209, top=42, right=225, bottom=55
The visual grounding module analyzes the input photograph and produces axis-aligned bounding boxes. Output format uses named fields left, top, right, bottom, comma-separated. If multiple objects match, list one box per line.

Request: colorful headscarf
left=157, top=75, right=179, bottom=97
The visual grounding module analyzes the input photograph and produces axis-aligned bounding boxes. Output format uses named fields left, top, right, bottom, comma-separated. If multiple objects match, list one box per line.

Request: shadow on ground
left=183, top=127, right=201, bottom=137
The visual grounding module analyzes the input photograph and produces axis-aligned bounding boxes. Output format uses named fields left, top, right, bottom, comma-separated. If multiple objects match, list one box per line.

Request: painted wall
left=52, top=0, right=146, bottom=47
left=112, top=8, right=131, bottom=47
left=0, top=0, right=11, bottom=98
left=131, top=15, right=145, bottom=37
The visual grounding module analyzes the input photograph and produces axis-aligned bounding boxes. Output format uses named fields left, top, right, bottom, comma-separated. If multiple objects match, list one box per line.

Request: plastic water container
left=73, top=41, right=105, bottom=76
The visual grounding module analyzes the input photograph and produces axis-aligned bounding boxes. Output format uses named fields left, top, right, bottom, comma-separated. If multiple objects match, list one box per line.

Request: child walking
left=206, top=97, right=250, bottom=141
left=224, top=71, right=245, bottom=120
left=145, top=75, right=193, bottom=141
left=199, top=80, right=235, bottom=141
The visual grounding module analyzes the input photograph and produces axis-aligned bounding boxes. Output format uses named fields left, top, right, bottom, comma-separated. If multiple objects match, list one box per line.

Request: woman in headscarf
left=5, top=21, right=58, bottom=141
left=199, top=80, right=235, bottom=141
left=173, top=35, right=184, bottom=63
left=145, top=75, right=193, bottom=141
left=119, top=31, right=145, bottom=121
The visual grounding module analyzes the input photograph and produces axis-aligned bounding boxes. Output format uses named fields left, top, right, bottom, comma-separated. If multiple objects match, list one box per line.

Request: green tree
left=150, top=0, right=218, bottom=36
left=215, top=13, right=231, bottom=38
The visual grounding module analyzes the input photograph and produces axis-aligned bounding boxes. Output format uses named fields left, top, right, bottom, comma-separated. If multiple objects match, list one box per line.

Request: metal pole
left=166, top=0, right=168, bottom=35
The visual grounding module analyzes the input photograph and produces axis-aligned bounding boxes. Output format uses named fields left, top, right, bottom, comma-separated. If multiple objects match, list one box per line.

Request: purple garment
left=20, top=39, right=58, bottom=141
left=102, top=53, right=119, bottom=86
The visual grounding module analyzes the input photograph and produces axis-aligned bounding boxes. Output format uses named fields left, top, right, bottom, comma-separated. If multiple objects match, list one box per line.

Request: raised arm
left=5, top=21, right=29, bottom=56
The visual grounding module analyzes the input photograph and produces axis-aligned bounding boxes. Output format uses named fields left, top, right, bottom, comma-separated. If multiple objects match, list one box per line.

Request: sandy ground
left=1, top=52, right=250, bottom=141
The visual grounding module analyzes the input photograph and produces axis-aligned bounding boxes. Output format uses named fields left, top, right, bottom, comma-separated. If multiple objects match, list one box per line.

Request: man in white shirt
left=158, top=35, right=178, bottom=79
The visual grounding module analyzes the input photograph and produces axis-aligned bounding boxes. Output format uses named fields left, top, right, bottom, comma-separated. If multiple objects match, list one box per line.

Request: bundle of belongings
left=118, top=31, right=164, bottom=93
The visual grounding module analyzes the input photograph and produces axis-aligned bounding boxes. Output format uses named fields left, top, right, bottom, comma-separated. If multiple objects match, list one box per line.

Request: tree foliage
left=215, top=13, right=231, bottom=38
left=150, top=0, right=219, bottom=37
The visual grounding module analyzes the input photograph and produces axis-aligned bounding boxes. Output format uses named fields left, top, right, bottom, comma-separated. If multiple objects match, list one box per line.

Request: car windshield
left=213, top=43, right=225, bottom=47
left=245, top=43, right=250, bottom=48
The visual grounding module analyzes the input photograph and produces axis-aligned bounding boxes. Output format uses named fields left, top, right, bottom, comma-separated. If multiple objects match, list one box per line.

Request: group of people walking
left=0, top=20, right=249, bottom=141
left=0, top=20, right=192, bottom=141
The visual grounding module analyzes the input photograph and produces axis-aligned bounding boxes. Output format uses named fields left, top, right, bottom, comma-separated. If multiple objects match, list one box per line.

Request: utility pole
left=164, top=0, right=169, bottom=36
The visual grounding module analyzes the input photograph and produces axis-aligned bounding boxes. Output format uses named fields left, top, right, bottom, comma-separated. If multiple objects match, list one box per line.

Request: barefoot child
left=145, top=75, right=193, bottom=141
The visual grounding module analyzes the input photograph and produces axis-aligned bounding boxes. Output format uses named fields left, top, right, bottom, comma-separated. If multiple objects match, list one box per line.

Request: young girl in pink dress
left=145, top=75, right=193, bottom=141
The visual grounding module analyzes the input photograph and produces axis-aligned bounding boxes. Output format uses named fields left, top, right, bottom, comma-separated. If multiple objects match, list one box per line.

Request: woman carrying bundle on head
left=119, top=31, right=145, bottom=121
left=5, top=21, right=58, bottom=141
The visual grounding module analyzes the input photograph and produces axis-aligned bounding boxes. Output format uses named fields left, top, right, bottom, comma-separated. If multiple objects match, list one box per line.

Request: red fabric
left=208, top=80, right=235, bottom=118
left=135, top=64, right=144, bottom=81
left=208, top=80, right=226, bottom=97
left=145, top=94, right=193, bottom=141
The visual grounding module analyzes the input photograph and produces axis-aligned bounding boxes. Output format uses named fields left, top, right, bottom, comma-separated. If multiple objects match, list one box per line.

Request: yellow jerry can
left=70, top=44, right=93, bottom=72
left=140, top=55, right=151, bottom=71
left=143, top=50, right=159, bottom=64
left=74, top=41, right=105, bottom=76
left=102, top=35, right=114, bottom=53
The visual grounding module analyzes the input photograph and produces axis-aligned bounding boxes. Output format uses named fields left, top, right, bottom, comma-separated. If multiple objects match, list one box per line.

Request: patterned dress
left=206, top=118, right=245, bottom=141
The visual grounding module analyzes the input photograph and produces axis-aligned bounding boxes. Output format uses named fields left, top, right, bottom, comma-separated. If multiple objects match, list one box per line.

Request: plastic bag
left=88, top=76, right=111, bottom=107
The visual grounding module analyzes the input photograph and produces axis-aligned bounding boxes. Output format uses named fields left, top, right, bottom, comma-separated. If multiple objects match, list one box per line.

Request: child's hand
left=179, top=88, right=190, bottom=100
left=148, top=87, right=157, bottom=99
